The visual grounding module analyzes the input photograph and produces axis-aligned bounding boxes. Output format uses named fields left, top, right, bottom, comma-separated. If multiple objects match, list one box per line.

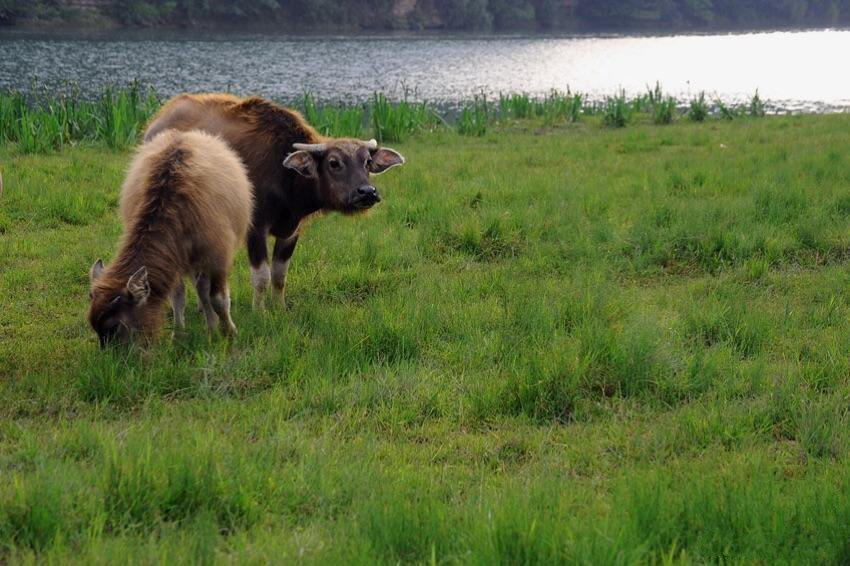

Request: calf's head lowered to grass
left=88, top=261, right=154, bottom=347
left=283, top=139, right=404, bottom=214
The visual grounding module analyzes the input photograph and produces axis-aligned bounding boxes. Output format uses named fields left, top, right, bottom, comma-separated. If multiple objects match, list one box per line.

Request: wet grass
left=2, top=114, right=850, bottom=562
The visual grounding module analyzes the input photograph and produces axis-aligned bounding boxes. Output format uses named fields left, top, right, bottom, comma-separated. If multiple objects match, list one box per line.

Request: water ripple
left=0, top=29, right=848, bottom=112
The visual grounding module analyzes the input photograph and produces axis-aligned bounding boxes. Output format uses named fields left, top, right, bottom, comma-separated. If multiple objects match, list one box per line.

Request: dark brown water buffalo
left=144, top=94, right=405, bottom=309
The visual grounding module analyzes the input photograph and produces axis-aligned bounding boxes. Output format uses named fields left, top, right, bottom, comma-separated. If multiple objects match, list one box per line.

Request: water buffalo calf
left=144, top=94, right=405, bottom=309
left=89, top=129, right=253, bottom=345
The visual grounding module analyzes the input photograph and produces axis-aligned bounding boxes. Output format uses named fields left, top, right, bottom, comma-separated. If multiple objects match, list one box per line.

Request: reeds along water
left=369, top=93, right=442, bottom=143
left=0, top=82, right=770, bottom=153
left=0, top=81, right=160, bottom=153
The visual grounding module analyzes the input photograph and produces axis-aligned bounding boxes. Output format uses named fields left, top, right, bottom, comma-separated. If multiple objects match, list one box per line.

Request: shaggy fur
left=88, top=129, right=252, bottom=345
left=144, top=94, right=404, bottom=309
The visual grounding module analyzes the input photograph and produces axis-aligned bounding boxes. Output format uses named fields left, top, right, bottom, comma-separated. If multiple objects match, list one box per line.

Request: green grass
left=0, top=81, right=160, bottom=153
left=688, top=92, right=709, bottom=122
left=456, top=96, right=490, bottom=136
left=302, top=93, right=365, bottom=139
left=497, top=90, right=583, bottom=125
left=603, top=90, right=632, bottom=128
left=3, top=114, right=850, bottom=562
left=1, top=84, right=773, bottom=154
left=645, top=83, right=677, bottom=125
left=370, top=93, right=441, bottom=143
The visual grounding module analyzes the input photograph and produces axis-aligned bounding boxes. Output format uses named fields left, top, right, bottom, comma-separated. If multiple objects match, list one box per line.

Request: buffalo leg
left=195, top=273, right=218, bottom=333
left=194, top=272, right=204, bottom=313
left=172, top=278, right=186, bottom=330
left=209, top=274, right=237, bottom=336
left=272, top=234, right=299, bottom=307
left=247, top=228, right=270, bottom=311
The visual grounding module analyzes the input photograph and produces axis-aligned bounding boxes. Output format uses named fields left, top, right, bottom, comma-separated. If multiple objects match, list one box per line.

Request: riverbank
left=5, top=18, right=850, bottom=35
left=2, top=115, right=850, bottom=561
left=2, top=0, right=849, bottom=32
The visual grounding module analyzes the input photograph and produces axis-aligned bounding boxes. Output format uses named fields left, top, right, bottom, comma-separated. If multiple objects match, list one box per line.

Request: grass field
left=2, top=114, right=850, bottom=563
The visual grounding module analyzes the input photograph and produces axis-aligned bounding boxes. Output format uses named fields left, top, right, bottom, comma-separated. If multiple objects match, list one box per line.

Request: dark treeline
left=1, top=0, right=849, bottom=30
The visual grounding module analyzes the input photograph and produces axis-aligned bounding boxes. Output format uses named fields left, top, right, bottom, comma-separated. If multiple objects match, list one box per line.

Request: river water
left=0, top=28, right=848, bottom=111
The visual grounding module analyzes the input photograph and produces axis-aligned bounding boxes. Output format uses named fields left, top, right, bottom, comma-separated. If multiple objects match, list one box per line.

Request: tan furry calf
left=88, top=129, right=252, bottom=346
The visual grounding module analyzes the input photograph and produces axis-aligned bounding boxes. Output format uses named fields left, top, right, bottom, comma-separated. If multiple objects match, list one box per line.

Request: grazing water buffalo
left=144, top=94, right=405, bottom=309
left=89, top=129, right=253, bottom=345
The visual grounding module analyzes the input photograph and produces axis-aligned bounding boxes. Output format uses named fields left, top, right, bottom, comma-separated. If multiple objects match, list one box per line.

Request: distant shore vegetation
left=1, top=0, right=849, bottom=31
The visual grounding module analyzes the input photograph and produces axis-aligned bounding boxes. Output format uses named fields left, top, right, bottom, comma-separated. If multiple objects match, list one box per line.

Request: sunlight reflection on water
left=0, top=29, right=848, bottom=111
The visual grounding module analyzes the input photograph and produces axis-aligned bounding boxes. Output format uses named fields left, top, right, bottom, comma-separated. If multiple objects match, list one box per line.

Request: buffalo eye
left=328, top=158, right=342, bottom=171
left=365, top=158, right=373, bottom=169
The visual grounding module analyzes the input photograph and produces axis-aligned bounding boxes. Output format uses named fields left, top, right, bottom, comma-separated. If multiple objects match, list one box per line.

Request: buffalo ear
left=126, top=266, right=150, bottom=305
left=283, top=150, right=318, bottom=178
left=90, top=259, right=105, bottom=283
left=369, top=147, right=405, bottom=174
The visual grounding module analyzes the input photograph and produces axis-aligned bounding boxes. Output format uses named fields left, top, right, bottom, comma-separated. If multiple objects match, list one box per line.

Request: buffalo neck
left=108, top=235, right=181, bottom=305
